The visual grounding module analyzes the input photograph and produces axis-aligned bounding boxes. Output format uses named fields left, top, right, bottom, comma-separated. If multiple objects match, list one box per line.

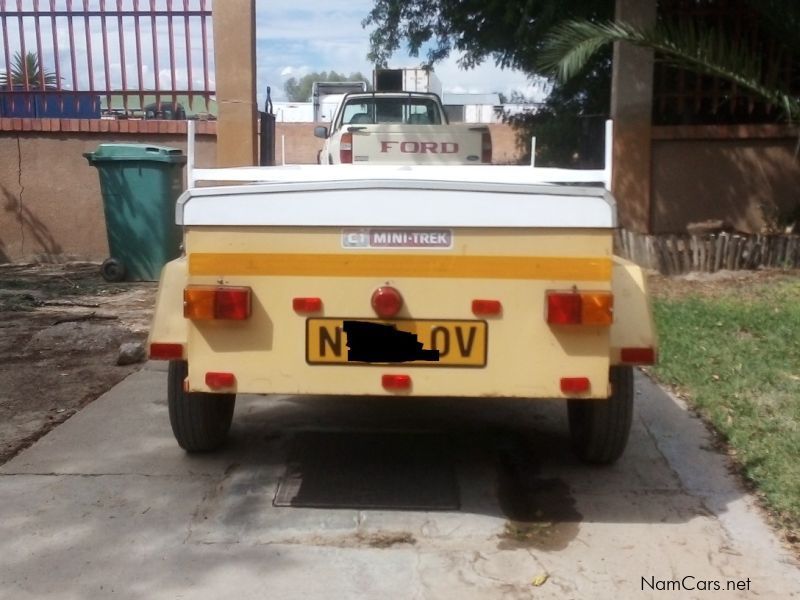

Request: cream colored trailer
left=152, top=143, right=656, bottom=463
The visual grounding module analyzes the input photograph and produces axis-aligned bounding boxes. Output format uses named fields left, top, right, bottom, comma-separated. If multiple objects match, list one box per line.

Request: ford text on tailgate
left=148, top=166, right=657, bottom=465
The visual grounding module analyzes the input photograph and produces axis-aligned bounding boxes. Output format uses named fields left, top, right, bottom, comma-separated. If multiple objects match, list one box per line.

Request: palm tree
left=0, top=51, right=58, bottom=90
left=538, top=6, right=800, bottom=122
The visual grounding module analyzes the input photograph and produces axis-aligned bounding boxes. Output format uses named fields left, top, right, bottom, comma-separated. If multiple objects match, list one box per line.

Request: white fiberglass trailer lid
left=177, top=173, right=617, bottom=229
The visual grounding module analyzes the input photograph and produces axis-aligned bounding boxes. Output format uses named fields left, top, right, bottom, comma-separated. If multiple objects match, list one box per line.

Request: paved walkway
left=1, top=364, right=798, bottom=599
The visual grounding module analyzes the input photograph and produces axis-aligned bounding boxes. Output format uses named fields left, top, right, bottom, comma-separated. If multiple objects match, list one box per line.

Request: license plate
left=306, top=318, right=487, bottom=367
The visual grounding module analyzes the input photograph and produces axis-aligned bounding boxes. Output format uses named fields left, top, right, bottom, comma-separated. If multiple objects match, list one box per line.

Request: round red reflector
left=371, top=286, right=403, bottom=318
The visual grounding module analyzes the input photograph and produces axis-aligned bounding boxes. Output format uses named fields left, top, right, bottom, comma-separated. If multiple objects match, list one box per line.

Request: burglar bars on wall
left=0, top=0, right=214, bottom=118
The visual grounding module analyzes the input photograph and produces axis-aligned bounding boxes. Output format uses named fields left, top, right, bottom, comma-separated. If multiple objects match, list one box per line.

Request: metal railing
left=0, top=0, right=214, bottom=118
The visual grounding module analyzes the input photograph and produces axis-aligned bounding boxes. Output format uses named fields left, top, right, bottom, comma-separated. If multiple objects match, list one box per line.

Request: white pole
left=281, top=135, right=286, bottom=165
left=604, top=119, right=613, bottom=191
left=530, top=136, right=536, bottom=167
left=186, top=119, right=196, bottom=189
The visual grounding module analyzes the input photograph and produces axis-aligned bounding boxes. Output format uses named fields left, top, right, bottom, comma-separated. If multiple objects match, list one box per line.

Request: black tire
left=567, top=366, right=634, bottom=465
left=167, top=360, right=236, bottom=452
left=100, top=257, right=126, bottom=282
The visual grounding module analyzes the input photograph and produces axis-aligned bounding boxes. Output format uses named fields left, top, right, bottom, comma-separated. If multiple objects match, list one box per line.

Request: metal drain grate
left=274, top=431, right=460, bottom=510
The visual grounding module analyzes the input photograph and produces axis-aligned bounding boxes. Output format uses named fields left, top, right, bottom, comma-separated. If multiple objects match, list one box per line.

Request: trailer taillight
left=547, top=291, right=613, bottom=326
left=340, top=132, right=353, bottom=163
left=184, top=286, right=252, bottom=320
left=481, top=131, right=492, bottom=163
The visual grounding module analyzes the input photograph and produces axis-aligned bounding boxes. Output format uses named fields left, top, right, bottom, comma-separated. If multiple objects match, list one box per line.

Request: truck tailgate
left=350, top=124, right=486, bottom=164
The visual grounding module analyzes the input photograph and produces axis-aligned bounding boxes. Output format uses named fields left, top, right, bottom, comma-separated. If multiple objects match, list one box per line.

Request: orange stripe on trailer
left=188, top=253, right=613, bottom=281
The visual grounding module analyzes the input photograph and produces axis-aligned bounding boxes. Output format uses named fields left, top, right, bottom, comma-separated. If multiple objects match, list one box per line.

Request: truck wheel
left=168, top=360, right=235, bottom=452
left=567, top=366, right=633, bottom=465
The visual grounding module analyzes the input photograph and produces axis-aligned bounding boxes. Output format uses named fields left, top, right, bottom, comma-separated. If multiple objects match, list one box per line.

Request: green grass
left=652, top=278, right=800, bottom=531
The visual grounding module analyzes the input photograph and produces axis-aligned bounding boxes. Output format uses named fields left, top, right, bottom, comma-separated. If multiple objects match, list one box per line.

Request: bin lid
left=84, top=143, right=187, bottom=164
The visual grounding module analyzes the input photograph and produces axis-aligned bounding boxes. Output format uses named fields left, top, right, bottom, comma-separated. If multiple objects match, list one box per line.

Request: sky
left=257, top=0, right=545, bottom=104
left=0, top=0, right=544, bottom=104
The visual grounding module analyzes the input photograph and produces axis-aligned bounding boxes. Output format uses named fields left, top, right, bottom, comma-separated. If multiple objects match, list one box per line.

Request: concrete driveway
left=1, top=364, right=798, bottom=599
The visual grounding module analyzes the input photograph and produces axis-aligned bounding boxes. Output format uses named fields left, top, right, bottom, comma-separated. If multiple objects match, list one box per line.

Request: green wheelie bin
left=84, top=143, right=187, bottom=282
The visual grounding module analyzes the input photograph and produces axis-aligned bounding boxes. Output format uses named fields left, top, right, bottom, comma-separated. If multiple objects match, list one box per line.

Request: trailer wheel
left=567, top=366, right=633, bottom=465
left=100, top=257, right=126, bottom=282
left=168, top=360, right=235, bottom=452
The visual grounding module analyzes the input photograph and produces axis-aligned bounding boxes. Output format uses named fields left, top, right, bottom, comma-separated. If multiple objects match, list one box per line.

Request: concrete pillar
left=212, top=0, right=258, bottom=167
left=610, top=0, right=657, bottom=232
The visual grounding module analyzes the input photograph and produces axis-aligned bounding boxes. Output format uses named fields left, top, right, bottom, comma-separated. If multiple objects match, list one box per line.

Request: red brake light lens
left=214, top=288, right=251, bottom=320
left=340, top=132, right=353, bottom=163
left=547, top=293, right=582, bottom=325
left=372, top=286, right=403, bottom=318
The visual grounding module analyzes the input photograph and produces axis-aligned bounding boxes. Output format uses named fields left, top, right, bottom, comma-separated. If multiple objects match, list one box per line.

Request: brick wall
left=0, top=120, right=524, bottom=263
left=0, top=122, right=216, bottom=263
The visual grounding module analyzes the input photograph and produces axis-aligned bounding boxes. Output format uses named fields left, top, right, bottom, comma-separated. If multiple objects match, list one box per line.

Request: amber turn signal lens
left=581, top=292, right=613, bottom=326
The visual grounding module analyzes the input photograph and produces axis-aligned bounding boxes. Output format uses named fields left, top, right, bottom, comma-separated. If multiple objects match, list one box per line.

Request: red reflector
left=372, top=286, right=403, bottom=318
left=472, top=299, right=502, bottom=315
left=561, top=377, right=590, bottom=394
left=149, top=343, right=183, bottom=360
left=547, top=293, right=582, bottom=324
left=293, top=297, right=323, bottom=313
left=382, top=374, right=411, bottom=390
left=621, top=347, right=657, bottom=365
left=205, top=372, right=235, bottom=390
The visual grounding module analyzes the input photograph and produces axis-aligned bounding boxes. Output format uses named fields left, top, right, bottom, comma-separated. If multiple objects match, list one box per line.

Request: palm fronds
left=0, top=51, right=58, bottom=89
left=539, top=19, right=800, bottom=121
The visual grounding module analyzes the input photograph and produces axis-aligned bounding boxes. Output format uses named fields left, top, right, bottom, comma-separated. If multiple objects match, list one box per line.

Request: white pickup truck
left=149, top=130, right=657, bottom=465
left=314, top=91, right=492, bottom=165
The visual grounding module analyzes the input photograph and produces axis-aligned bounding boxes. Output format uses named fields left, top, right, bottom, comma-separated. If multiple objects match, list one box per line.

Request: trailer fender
left=610, top=256, right=658, bottom=365
left=147, top=257, right=189, bottom=359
